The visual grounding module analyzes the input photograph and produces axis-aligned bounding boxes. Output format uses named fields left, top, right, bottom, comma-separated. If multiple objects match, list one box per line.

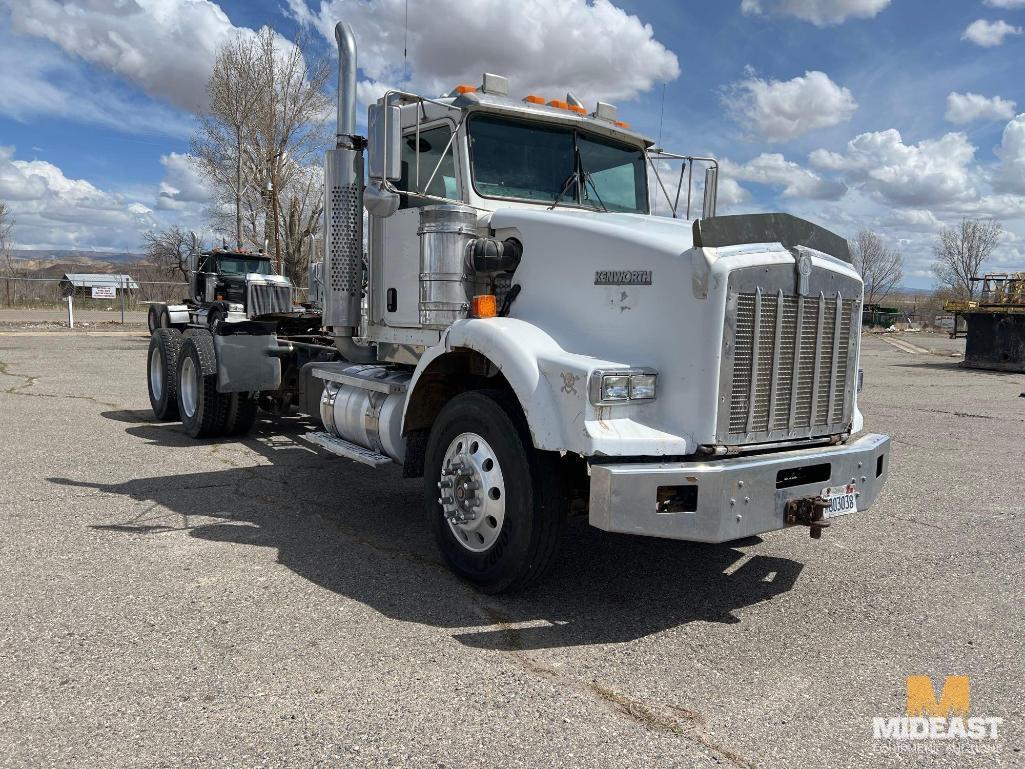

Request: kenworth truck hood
left=484, top=207, right=863, bottom=456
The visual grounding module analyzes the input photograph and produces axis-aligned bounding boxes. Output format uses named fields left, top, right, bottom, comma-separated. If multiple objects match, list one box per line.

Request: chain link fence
left=0, top=275, right=310, bottom=311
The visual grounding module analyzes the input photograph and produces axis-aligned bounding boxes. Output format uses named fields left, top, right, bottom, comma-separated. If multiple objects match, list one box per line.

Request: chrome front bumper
left=588, top=433, right=890, bottom=543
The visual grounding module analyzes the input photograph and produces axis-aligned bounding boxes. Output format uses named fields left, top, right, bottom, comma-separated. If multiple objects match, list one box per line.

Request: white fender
left=403, top=317, right=693, bottom=457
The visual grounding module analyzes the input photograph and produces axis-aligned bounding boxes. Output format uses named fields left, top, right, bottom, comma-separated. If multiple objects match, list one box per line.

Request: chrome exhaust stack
left=323, top=21, right=364, bottom=337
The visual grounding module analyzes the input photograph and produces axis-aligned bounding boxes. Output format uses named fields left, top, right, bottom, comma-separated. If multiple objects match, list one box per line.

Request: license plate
left=822, top=484, right=857, bottom=518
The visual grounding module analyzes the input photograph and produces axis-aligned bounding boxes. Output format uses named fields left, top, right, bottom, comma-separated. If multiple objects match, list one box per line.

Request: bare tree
left=192, top=35, right=263, bottom=250
left=932, top=218, right=1002, bottom=300
left=192, top=27, right=331, bottom=282
left=1, top=201, right=18, bottom=305
left=143, top=227, right=203, bottom=283
left=849, top=230, right=903, bottom=306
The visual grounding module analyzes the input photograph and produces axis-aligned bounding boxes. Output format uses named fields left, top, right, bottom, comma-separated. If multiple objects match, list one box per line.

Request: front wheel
left=424, top=390, right=564, bottom=594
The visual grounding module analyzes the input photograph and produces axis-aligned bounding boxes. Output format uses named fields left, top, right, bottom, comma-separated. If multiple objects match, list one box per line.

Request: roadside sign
left=91, top=286, right=116, bottom=299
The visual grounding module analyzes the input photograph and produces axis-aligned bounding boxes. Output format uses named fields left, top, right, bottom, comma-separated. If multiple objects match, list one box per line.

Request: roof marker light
left=523, top=94, right=545, bottom=104
left=454, top=84, right=476, bottom=94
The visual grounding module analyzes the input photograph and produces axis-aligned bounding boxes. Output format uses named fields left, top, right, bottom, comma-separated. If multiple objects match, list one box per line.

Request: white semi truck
left=146, top=21, right=890, bottom=593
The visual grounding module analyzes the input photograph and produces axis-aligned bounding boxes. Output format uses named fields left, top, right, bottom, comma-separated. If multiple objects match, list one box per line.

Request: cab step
left=303, top=431, right=392, bottom=467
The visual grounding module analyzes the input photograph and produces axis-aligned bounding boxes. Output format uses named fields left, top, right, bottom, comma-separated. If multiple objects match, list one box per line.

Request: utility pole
left=235, top=127, right=244, bottom=251
left=267, top=149, right=286, bottom=276
left=269, top=166, right=281, bottom=274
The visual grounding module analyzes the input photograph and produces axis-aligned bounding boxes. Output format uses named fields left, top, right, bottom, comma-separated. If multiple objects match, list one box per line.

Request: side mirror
left=364, top=181, right=400, bottom=218
left=368, top=103, right=401, bottom=182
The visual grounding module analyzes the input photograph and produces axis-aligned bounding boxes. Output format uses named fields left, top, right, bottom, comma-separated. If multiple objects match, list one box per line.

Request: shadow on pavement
left=54, top=416, right=805, bottom=651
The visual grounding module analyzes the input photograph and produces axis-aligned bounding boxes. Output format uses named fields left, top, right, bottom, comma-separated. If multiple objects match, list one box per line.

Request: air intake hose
left=467, top=237, right=523, bottom=273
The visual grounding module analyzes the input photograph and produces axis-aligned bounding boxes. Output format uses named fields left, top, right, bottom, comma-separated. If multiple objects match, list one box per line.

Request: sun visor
left=693, top=213, right=851, bottom=264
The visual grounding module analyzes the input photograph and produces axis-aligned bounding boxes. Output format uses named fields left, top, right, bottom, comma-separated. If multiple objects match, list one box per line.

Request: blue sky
left=1, top=0, right=1024, bottom=287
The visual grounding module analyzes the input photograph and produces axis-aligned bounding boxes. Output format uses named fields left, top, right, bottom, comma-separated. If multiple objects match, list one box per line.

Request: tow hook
left=785, top=497, right=831, bottom=539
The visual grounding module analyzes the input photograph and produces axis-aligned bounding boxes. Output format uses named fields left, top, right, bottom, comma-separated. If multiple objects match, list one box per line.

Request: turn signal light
left=471, top=294, right=498, bottom=318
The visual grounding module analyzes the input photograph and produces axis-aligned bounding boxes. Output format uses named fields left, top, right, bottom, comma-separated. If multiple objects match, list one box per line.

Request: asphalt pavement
left=1, top=329, right=1021, bottom=768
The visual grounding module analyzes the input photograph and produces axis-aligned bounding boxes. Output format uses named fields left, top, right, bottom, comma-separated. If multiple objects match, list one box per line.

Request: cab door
left=373, top=122, right=460, bottom=328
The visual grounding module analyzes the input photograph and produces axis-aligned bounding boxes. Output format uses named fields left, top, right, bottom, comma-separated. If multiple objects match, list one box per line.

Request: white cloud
left=0, top=146, right=159, bottom=250
left=0, top=30, right=193, bottom=138
left=291, top=0, right=679, bottom=108
left=945, top=92, right=1017, bottom=124
left=739, top=0, right=890, bottom=26
left=717, top=178, right=752, bottom=208
left=156, top=153, right=214, bottom=211
left=962, top=19, right=1023, bottom=47
left=0, top=0, right=287, bottom=114
left=809, top=129, right=979, bottom=207
left=722, top=70, right=857, bottom=141
left=879, top=209, right=943, bottom=233
left=993, top=113, right=1025, bottom=195
left=984, top=0, right=1025, bottom=8
left=721, top=153, right=847, bottom=200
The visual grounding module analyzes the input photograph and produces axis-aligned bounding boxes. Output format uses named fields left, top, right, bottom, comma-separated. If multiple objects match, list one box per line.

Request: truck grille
left=248, top=283, right=293, bottom=317
left=724, top=290, right=858, bottom=443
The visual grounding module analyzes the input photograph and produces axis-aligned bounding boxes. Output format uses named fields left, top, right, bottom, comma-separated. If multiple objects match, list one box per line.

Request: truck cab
left=146, top=20, right=891, bottom=593
left=188, top=249, right=294, bottom=322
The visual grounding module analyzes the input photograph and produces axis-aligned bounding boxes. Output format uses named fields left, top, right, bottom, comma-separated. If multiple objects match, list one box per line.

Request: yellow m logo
left=906, top=675, right=970, bottom=717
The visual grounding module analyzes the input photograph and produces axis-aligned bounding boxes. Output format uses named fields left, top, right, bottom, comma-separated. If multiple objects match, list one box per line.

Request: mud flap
left=213, top=321, right=281, bottom=393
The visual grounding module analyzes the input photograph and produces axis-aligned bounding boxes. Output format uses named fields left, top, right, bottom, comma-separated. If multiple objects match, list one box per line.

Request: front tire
left=147, top=328, right=183, bottom=420
left=177, top=332, right=230, bottom=438
left=424, top=390, right=564, bottom=594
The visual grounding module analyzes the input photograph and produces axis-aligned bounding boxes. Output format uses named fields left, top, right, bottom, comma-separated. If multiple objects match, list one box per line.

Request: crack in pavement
left=480, top=605, right=756, bottom=768
left=873, top=404, right=1023, bottom=423
left=0, top=357, right=120, bottom=408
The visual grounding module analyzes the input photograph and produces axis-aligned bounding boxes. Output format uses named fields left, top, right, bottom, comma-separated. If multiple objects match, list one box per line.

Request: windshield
left=468, top=114, right=648, bottom=213
left=217, top=256, right=273, bottom=276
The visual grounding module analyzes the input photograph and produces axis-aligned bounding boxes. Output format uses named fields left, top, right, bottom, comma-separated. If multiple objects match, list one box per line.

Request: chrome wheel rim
left=149, top=346, right=163, bottom=401
left=440, top=432, right=506, bottom=553
left=180, top=355, right=198, bottom=419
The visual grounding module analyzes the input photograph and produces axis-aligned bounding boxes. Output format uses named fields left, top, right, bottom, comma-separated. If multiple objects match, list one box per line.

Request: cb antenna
left=657, top=81, right=666, bottom=149
left=403, top=0, right=409, bottom=78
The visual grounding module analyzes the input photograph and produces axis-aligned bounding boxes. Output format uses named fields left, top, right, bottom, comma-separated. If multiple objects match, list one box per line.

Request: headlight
left=589, top=369, right=657, bottom=404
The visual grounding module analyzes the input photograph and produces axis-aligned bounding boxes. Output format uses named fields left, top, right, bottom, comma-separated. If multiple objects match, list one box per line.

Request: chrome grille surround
left=716, top=262, right=861, bottom=446
left=248, top=283, right=293, bottom=317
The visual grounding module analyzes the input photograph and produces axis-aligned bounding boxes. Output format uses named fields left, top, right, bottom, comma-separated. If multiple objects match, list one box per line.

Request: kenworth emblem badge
left=594, top=270, right=652, bottom=286
left=796, top=252, right=813, bottom=295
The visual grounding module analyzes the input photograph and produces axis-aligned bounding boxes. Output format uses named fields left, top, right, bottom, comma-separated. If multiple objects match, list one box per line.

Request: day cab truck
left=146, top=248, right=297, bottom=332
left=145, top=21, right=891, bottom=593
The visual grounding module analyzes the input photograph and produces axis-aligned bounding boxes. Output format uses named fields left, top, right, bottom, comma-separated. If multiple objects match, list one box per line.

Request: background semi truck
left=146, top=248, right=297, bottom=332
left=145, top=21, right=891, bottom=593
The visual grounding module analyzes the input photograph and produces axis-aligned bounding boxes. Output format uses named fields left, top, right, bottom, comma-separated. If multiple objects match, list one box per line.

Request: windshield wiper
left=548, top=170, right=578, bottom=211
left=577, top=147, right=608, bottom=212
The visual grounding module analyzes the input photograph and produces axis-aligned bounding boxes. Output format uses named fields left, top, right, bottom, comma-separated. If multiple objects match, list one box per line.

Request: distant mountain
left=9, top=249, right=142, bottom=267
